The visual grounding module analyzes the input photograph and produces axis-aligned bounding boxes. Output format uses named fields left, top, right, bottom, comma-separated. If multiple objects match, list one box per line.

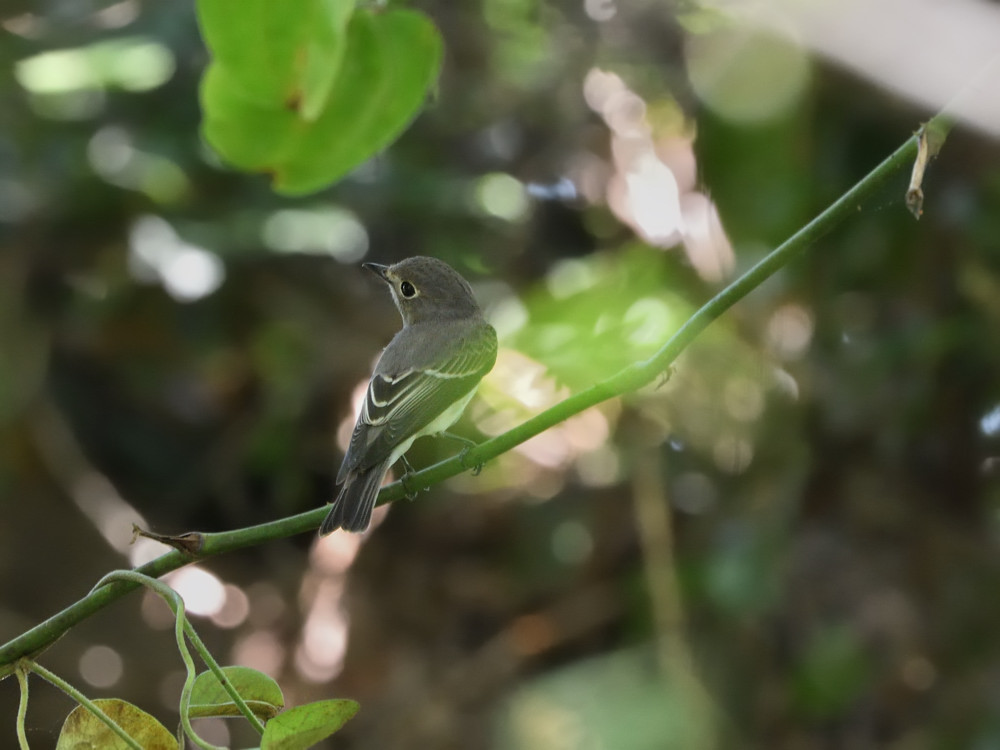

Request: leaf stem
left=15, top=662, right=30, bottom=750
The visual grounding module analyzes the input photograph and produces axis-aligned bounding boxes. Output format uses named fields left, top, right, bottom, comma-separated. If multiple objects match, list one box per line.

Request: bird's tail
left=320, top=459, right=391, bottom=535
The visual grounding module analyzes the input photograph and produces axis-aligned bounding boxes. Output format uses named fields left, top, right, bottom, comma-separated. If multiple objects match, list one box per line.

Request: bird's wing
left=337, top=323, right=497, bottom=483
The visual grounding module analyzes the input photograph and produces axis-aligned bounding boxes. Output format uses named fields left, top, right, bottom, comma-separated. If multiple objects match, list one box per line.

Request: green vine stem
left=0, top=121, right=934, bottom=670
left=100, top=569, right=223, bottom=750
left=93, top=570, right=267, bottom=740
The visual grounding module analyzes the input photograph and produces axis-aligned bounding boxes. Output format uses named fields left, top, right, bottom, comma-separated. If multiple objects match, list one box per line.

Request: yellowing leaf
left=56, top=698, right=177, bottom=750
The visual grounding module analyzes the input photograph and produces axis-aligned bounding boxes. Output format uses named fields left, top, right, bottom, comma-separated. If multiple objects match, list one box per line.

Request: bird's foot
left=441, top=432, right=484, bottom=476
left=399, top=455, right=420, bottom=500
left=400, top=476, right=419, bottom=501
left=655, top=365, right=677, bottom=390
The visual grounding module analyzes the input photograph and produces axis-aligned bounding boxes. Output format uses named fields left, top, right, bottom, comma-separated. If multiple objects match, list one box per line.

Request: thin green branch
left=389, top=128, right=926, bottom=498
left=94, top=570, right=266, bottom=741
left=30, top=662, right=144, bottom=750
left=0, top=123, right=931, bottom=669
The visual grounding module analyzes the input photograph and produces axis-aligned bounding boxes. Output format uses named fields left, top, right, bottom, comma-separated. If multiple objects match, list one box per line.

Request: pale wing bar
left=339, top=332, right=495, bottom=480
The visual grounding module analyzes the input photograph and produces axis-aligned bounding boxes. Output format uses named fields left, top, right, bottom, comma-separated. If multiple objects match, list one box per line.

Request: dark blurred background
left=3, top=0, right=1000, bottom=748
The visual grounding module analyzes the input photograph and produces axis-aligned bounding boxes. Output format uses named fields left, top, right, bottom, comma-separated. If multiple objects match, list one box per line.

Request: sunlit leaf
left=261, top=699, right=359, bottom=749
left=197, top=1, right=442, bottom=194
left=509, top=246, right=690, bottom=390
left=56, top=698, right=177, bottom=750
left=189, top=665, right=285, bottom=720
left=196, top=0, right=352, bottom=114
left=272, top=11, right=443, bottom=195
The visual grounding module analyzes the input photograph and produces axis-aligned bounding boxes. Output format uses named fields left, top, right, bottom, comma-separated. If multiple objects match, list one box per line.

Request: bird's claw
left=441, top=431, right=485, bottom=475
left=400, top=474, right=419, bottom=501
left=399, top=455, right=420, bottom=500
left=458, top=445, right=484, bottom=476
left=656, top=365, right=677, bottom=390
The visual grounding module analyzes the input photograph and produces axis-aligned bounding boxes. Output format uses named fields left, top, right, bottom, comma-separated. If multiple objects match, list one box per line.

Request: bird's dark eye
left=400, top=281, right=416, bottom=298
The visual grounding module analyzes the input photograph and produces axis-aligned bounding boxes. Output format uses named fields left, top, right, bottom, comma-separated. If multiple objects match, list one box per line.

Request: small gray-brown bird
left=321, top=257, right=498, bottom=534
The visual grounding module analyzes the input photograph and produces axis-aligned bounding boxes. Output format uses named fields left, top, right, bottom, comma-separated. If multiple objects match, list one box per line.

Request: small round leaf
left=189, top=665, right=285, bottom=720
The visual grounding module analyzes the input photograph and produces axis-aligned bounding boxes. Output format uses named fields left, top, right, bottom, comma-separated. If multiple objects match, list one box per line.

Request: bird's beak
left=361, top=262, right=390, bottom=282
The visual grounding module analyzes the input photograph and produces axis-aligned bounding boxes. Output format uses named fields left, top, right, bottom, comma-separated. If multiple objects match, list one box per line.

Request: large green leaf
left=197, top=0, right=353, bottom=114
left=197, top=0, right=442, bottom=194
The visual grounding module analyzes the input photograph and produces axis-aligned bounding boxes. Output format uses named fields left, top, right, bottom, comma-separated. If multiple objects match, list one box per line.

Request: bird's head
left=363, top=256, right=483, bottom=325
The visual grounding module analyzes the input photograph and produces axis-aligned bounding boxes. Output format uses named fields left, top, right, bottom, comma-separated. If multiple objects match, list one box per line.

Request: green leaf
left=511, top=246, right=690, bottom=390
left=56, top=698, right=177, bottom=750
left=273, top=10, right=443, bottom=195
left=297, top=0, right=356, bottom=120
left=197, top=1, right=442, bottom=194
left=199, top=64, right=294, bottom=169
left=261, top=699, right=359, bottom=749
left=196, top=0, right=353, bottom=113
left=189, top=665, right=285, bottom=720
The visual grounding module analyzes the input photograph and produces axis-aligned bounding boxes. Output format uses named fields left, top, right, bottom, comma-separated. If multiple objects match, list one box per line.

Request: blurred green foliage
left=497, top=647, right=708, bottom=750
left=510, top=246, right=691, bottom=389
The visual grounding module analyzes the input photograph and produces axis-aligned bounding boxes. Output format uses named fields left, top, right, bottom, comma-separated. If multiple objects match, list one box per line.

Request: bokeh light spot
left=475, top=172, right=529, bottom=222
left=625, top=297, right=674, bottom=347
left=686, top=27, right=810, bottom=123
left=129, top=536, right=172, bottom=568
left=88, top=127, right=190, bottom=203
left=723, top=377, right=765, bottom=423
left=166, top=566, right=226, bottom=617
left=262, top=207, right=369, bottom=261
left=489, top=295, right=529, bottom=340
left=232, top=631, right=285, bottom=678
left=576, top=444, right=621, bottom=487
left=673, top=472, right=717, bottom=515
left=767, top=303, right=814, bottom=359
left=128, top=215, right=224, bottom=301
left=161, top=246, right=224, bottom=301
left=584, top=0, right=617, bottom=22
left=552, top=520, right=594, bottom=565
left=980, top=404, right=1000, bottom=437
left=15, top=38, right=174, bottom=95
left=141, top=588, right=176, bottom=631
left=79, top=645, right=124, bottom=688
left=210, top=584, right=251, bottom=629
left=546, top=258, right=599, bottom=300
